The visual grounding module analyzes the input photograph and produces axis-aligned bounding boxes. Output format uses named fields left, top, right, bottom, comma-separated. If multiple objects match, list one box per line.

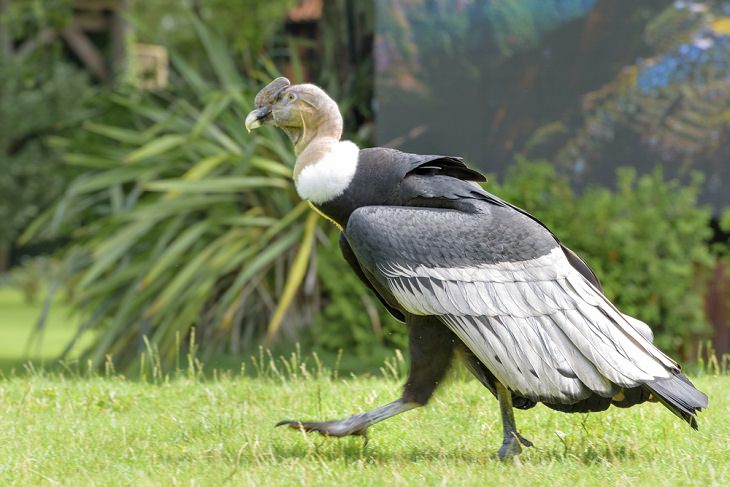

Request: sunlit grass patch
left=0, top=353, right=727, bottom=486
left=0, top=287, right=90, bottom=373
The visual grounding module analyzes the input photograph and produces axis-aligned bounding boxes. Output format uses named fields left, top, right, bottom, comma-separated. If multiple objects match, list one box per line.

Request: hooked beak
left=245, top=106, right=273, bottom=132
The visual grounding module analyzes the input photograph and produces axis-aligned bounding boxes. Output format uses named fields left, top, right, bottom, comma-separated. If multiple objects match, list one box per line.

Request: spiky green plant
left=23, top=17, right=321, bottom=368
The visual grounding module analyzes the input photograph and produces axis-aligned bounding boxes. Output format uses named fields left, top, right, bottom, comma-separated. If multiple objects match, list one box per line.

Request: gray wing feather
left=347, top=206, right=679, bottom=404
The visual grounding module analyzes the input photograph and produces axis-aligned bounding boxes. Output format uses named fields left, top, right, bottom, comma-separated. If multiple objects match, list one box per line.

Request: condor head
left=245, top=77, right=343, bottom=153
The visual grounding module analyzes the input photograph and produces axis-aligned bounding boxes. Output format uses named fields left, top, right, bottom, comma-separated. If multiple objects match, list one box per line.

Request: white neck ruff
left=295, top=140, right=359, bottom=205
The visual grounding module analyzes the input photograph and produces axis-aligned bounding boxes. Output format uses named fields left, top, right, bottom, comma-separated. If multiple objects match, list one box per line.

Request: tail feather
left=644, top=373, right=708, bottom=429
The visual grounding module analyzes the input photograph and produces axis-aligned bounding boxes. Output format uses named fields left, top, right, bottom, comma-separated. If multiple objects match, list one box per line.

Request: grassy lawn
left=0, top=286, right=727, bottom=485
left=0, top=287, right=87, bottom=372
left=1, top=365, right=727, bottom=486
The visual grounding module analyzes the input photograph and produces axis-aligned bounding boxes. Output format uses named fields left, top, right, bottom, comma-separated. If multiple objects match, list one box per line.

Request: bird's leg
left=495, top=380, right=533, bottom=461
left=277, top=316, right=456, bottom=439
left=276, top=399, right=419, bottom=437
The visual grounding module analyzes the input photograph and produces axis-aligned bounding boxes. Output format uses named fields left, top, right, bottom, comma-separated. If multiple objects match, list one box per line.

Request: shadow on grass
left=266, top=434, right=644, bottom=465
left=270, top=441, right=487, bottom=464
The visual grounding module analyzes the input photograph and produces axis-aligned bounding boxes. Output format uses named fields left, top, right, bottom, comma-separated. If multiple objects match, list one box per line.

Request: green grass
left=1, top=361, right=727, bottom=486
left=1, top=286, right=727, bottom=485
left=0, top=287, right=88, bottom=372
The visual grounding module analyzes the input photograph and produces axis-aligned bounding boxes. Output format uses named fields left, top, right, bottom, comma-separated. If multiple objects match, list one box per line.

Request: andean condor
left=245, top=77, right=708, bottom=460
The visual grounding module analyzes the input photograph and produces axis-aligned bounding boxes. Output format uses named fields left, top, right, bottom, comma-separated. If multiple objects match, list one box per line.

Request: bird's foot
left=496, top=432, right=533, bottom=461
left=515, top=431, right=533, bottom=447
left=275, top=419, right=367, bottom=438
left=275, top=400, right=417, bottom=442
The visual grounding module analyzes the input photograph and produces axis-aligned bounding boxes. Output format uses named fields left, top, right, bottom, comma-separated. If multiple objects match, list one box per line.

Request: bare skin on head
left=244, top=77, right=344, bottom=180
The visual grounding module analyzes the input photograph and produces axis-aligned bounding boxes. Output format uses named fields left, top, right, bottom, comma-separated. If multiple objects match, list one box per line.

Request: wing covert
left=345, top=205, right=678, bottom=403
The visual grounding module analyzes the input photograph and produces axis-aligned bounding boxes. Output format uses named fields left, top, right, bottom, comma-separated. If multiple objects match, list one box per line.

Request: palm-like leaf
left=28, top=20, right=320, bottom=368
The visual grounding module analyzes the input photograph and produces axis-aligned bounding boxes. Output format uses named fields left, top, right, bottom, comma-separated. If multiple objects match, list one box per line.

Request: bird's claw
left=275, top=419, right=367, bottom=438
left=497, top=436, right=522, bottom=461
left=515, top=432, right=533, bottom=447
left=496, top=432, right=533, bottom=461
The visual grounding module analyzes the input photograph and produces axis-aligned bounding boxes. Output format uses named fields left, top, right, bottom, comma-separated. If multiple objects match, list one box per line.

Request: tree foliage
left=131, top=0, right=297, bottom=71
left=303, top=232, right=407, bottom=367
left=0, top=0, right=73, bottom=39
left=26, top=17, right=321, bottom=369
left=0, top=57, right=88, bottom=243
left=0, top=0, right=90, bottom=268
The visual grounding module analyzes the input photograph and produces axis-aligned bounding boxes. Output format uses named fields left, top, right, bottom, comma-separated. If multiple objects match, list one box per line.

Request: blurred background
left=0, top=0, right=728, bottom=374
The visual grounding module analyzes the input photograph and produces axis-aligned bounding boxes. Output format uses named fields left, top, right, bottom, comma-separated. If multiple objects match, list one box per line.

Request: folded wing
left=345, top=205, right=679, bottom=404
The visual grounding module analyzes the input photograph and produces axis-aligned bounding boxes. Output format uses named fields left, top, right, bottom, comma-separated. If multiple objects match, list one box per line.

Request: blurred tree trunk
left=62, top=23, right=109, bottom=81
left=321, top=0, right=372, bottom=84
left=0, top=243, right=9, bottom=272
left=0, top=0, right=10, bottom=272
left=110, top=0, right=130, bottom=81
left=320, top=0, right=374, bottom=138
left=0, top=0, right=11, bottom=59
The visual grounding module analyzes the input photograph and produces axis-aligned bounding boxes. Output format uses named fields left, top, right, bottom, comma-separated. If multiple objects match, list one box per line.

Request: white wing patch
left=378, top=247, right=678, bottom=402
left=295, top=140, right=359, bottom=204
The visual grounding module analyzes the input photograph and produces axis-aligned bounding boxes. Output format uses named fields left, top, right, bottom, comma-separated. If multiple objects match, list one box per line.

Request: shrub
left=0, top=40, right=90, bottom=268
left=302, top=232, right=407, bottom=367
left=25, top=18, right=319, bottom=369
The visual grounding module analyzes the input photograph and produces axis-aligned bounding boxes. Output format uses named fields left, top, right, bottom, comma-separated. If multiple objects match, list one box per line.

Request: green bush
left=26, top=18, right=319, bottom=369
left=0, top=35, right=90, bottom=264
left=22, top=7, right=374, bottom=371
left=132, top=0, right=297, bottom=71
left=302, top=232, right=407, bottom=367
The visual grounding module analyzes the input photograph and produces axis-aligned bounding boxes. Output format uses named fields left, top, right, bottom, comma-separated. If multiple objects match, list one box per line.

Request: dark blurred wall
left=374, top=0, right=730, bottom=211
